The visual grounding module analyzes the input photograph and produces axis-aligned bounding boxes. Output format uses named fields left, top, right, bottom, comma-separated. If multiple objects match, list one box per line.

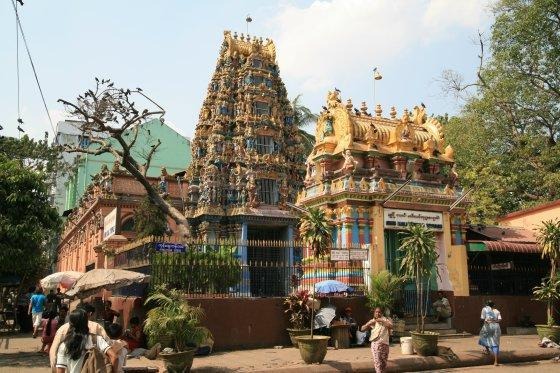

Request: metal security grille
left=256, top=136, right=274, bottom=154
left=253, top=101, right=269, bottom=116
left=257, top=179, right=278, bottom=205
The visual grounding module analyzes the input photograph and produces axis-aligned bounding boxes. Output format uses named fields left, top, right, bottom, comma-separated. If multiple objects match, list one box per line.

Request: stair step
left=405, top=323, right=453, bottom=331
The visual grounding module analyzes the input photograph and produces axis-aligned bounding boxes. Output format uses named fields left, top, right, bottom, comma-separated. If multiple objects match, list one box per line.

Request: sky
left=0, top=0, right=493, bottom=141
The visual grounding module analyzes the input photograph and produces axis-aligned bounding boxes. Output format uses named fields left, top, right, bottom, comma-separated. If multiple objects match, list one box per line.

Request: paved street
left=434, top=360, right=559, bottom=372
left=2, top=332, right=559, bottom=372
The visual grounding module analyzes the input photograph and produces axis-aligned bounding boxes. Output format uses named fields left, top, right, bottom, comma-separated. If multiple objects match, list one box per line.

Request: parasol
left=40, top=271, right=83, bottom=289
left=65, top=269, right=150, bottom=298
left=314, top=280, right=353, bottom=294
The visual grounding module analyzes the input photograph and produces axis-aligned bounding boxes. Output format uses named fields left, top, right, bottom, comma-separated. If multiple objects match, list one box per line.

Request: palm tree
left=298, top=206, right=332, bottom=338
left=291, top=94, right=317, bottom=157
left=398, top=224, right=438, bottom=332
left=534, top=219, right=560, bottom=325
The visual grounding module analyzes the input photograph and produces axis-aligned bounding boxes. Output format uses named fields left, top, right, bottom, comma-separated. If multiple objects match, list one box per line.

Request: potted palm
left=284, top=290, right=312, bottom=347
left=294, top=206, right=332, bottom=364
left=398, top=224, right=439, bottom=356
left=366, top=270, right=406, bottom=335
left=144, top=285, right=211, bottom=373
left=534, top=219, right=560, bottom=342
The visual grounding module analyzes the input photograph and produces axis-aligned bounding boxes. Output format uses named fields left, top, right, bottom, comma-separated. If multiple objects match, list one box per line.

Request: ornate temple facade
left=298, top=91, right=470, bottom=296
left=184, top=31, right=306, bottom=247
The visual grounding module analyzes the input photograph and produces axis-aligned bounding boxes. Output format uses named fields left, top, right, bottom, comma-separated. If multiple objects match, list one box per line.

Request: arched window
left=121, top=217, right=135, bottom=232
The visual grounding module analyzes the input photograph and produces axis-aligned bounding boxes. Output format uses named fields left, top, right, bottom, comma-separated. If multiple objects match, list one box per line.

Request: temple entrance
left=247, top=226, right=288, bottom=296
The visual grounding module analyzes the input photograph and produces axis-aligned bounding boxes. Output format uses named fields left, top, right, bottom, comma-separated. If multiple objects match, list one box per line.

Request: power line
left=15, top=1, right=20, bottom=119
left=10, top=0, right=56, bottom=136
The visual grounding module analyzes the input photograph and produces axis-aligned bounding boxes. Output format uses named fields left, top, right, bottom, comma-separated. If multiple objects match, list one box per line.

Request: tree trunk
left=416, top=262, right=420, bottom=332
left=121, top=157, right=190, bottom=238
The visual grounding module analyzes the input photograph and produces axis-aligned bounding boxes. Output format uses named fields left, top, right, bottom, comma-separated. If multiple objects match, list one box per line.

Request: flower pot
left=393, top=319, right=406, bottom=335
left=294, top=335, right=330, bottom=364
left=410, top=331, right=439, bottom=356
left=287, top=328, right=311, bottom=347
left=536, top=324, right=560, bottom=343
left=159, top=349, right=196, bottom=373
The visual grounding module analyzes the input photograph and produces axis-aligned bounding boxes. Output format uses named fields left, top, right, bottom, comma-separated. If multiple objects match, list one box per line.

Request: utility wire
left=15, top=1, right=20, bottom=119
left=10, top=0, right=56, bottom=136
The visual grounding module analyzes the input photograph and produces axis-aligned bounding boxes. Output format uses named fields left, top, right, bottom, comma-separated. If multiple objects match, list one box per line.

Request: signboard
left=384, top=208, right=443, bottom=231
left=491, top=261, right=514, bottom=271
left=350, top=249, right=368, bottom=261
left=103, top=208, right=117, bottom=240
left=155, top=242, right=186, bottom=253
left=330, top=250, right=350, bottom=261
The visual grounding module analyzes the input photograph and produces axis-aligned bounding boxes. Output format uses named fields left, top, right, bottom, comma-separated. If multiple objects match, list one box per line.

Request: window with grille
left=254, top=101, right=270, bottom=116
left=257, top=179, right=278, bottom=205
left=256, top=136, right=274, bottom=154
left=252, top=59, right=263, bottom=68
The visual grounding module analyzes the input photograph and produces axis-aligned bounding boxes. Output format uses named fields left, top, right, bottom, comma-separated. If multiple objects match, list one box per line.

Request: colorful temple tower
left=298, top=91, right=470, bottom=296
left=185, top=31, right=306, bottom=245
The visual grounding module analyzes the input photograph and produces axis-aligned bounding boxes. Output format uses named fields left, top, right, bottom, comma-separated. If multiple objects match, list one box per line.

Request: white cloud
left=270, top=0, right=491, bottom=93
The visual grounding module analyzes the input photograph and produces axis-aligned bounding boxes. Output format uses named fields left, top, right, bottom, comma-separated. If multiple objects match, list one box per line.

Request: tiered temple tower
left=184, top=31, right=307, bottom=243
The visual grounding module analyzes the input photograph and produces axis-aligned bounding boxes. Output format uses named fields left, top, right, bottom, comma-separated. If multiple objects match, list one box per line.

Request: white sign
left=103, top=208, right=117, bottom=240
left=384, top=208, right=443, bottom=231
left=491, top=261, right=514, bottom=271
left=330, top=250, right=350, bottom=261
left=350, top=249, right=368, bottom=261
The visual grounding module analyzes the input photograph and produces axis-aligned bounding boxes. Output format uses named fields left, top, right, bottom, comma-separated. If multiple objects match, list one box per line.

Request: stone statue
left=449, top=164, right=459, bottom=187
left=412, top=104, right=427, bottom=125
left=370, top=178, right=379, bottom=192
left=359, top=177, right=369, bottom=192
left=444, top=184, right=455, bottom=196
left=378, top=178, right=387, bottom=192
left=246, top=173, right=258, bottom=207
left=365, top=123, right=379, bottom=148
left=342, top=149, right=358, bottom=174
left=323, top=116, right=334, bottom=137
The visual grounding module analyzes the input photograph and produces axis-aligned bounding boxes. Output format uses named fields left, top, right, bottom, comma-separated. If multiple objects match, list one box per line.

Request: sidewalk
left=2, top=333, right=559, bottom=372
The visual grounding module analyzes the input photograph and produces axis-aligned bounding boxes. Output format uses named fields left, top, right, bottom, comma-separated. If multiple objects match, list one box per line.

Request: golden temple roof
left=223, top=30, right=276, bottom=61
left=310, top=90, right=454, bottom=162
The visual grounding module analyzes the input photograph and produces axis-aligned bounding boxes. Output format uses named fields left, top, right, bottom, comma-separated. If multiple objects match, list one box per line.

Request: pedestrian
left=478, top=300, right=502, bottom=366
left=57, top=305, right=69, bottom=326
left=40, top=310, right=59, bottom=354
left=55, top=308, right=118, bottom=373
left=28, top=287, right=47, bottom=338
left=340, top=307, right=358, bottom=344
left=361, top=307, right=393, bottom=373
left=54, top=288, right=63, bottom=312
left=49, top=303, right=109, bottom=373
left=46, top=289, right=57, bottom=313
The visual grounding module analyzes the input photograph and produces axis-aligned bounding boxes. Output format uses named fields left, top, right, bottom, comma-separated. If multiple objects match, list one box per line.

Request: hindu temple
left=297, top=90, right=470, bottom=297
left=184, top=31, right=306, bottom=251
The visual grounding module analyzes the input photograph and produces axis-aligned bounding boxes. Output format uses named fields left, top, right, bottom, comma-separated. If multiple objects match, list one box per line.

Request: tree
left=0, top=154, right=61, bottom=328
left=441, top=0, right=560, bottom=222
left=134, top=196, right=168, bottom=238
left=398, top=224, right=438, bottom=333
left=58, top=79, right=190, bottom=237
left=291, top=94, right=317, bottom=157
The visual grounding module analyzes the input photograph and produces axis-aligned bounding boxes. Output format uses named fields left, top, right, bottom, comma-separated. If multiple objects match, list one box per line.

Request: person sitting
left=55, top=308, right=118, bottom=373
left=106, top=323, right=129, bottom=373
left=432, top=291, right=452, bottom=322
left=122, top=316, right=143, bottom=351
left=340, top=307, right=358, bottom=344
left=102, top=301, right=120, bottom=327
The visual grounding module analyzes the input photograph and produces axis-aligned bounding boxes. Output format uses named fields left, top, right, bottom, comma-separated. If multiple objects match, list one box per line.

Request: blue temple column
left=239, top=222, right=251, bottom=295
left=287, top=224, right=294, bottom=266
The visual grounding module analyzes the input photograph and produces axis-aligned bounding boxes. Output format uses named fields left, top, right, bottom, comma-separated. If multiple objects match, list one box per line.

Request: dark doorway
left=247, top=226, right=287, bottom=296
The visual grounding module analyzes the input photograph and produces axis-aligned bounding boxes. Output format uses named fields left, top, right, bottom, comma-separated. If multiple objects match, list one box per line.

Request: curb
left=252, top=349, right=560, bottom=373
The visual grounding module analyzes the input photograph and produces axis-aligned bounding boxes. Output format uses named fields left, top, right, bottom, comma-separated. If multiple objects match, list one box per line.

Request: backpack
left=80, top=335, right=111, bottom=373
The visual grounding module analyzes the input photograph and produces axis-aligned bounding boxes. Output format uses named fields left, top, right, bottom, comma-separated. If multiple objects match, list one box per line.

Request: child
left=106, top=323, right=128, bottom=373
left=122, top=316, right=160, bottom=360
left=40, top=311, right=58, bottom=354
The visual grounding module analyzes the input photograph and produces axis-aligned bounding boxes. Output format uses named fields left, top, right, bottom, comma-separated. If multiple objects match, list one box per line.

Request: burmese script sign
left=330, top=249, right=369, bottom=261
left=491, top=261, right=514, bottom=271
left=384, top=208, right=443, bottom=231
left=330, top=250, right=350, bottom=261
left=155, top=242, right=186, bottom=253
left=103, top=208, right=117, bottom=240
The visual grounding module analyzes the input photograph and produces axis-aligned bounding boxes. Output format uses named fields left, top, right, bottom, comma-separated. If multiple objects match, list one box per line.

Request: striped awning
left=481, top=241, right=540, bottom=254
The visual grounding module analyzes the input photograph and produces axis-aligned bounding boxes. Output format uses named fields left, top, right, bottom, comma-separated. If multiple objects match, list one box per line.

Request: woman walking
left=361, top=307, right=393, bottom=373
left=40, top=311, right=59, bottom=354
left=478, top=300, right=502, bottom=366
left=55, top=308, right=117, bottom=373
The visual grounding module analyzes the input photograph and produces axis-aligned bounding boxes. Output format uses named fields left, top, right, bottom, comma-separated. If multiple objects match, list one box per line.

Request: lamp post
left=373, top=67, right=383, bottom=105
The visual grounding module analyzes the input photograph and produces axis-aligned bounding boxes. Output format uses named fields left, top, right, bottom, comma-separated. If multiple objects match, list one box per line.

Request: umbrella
left=40, top=271, right=83, bottom=289
left=314, top=280, right=353, bottom=294
left=65, top=269, right=150, bottom=298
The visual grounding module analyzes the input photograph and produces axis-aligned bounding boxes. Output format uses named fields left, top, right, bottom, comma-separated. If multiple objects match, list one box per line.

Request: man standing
left=28, top=287, right=46, bottom=338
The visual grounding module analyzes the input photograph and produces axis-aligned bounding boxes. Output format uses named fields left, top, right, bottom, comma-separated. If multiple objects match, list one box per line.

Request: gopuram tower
left=185, top=31, right=307, bottom=244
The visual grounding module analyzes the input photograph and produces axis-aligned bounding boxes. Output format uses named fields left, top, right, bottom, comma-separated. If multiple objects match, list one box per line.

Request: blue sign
left=155, top=242, right=186, bottom=253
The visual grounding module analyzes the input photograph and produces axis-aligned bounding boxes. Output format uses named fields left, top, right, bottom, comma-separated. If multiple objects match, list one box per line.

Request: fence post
left=239, top=223, right=251, bottom=296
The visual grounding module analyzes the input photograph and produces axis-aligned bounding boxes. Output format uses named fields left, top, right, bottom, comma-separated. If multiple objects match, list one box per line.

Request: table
left=330, top=323, right=351, bottom=349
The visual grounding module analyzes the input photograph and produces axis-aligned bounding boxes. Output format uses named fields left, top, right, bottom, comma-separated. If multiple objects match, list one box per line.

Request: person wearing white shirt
left=478, top=300, right=502, bottom=366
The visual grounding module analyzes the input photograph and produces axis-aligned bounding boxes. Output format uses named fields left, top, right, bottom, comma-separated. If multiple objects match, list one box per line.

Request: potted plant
left=534, top=219, right=560, bottom=342
left=144, top=285, right=211, bottom=373
left=294, top=206, right=332, bottom=364
left=366, top=270, right=406, bottom=335
left=284, top=290, right=312, bottom=347
left=398, top=224, right=439, bottom=356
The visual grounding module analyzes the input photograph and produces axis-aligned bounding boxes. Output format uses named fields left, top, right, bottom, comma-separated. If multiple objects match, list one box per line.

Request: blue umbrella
left=314, top=280, right=353, bottom=294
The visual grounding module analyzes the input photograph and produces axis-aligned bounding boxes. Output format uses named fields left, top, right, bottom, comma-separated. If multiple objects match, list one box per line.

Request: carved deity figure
left=412, top=104, right=427, bottom=125
left=399, top=111, right=412, bottom=141
left=444, top=184, right=455, bottom=196
left=323, top=116, right=334, bottom=137
left=342, top=149, right=358, bottom=174
left=365, top=123, right=379, bottom=148
left=378, top=178, right=387, bottom=192
left=449, top=163, right=459, bottom=187
left=424, top=136, right=436, bottom=156
left=246, top=174, right=258, bottom=207
left=326, top=90, right=341, bottom=109
left=370, top=178, right=379, bottom=192
left=359, top=177, right=369, bottom=192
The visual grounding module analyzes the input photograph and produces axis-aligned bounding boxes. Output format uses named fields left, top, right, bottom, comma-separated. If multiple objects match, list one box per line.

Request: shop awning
left=469, top=241, right=540, bottom=254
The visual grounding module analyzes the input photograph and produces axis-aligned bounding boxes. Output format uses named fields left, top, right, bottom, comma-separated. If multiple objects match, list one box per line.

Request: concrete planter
left=160, top=349, right=196, bottom=373
left=410, top=331, right=439, bottom=356
left=287, top=328, right=311, bottom=347
left=536, top=324, right=560, bottom=343
left=295, top=335, right=330, bottom=364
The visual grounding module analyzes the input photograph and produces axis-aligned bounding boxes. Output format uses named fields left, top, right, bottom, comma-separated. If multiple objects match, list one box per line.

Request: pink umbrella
left=40, top=271, right=83, bottom=289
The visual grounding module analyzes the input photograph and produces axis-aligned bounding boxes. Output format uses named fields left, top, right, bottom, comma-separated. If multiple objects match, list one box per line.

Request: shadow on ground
left=0, top=352, right=49, bottom=368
